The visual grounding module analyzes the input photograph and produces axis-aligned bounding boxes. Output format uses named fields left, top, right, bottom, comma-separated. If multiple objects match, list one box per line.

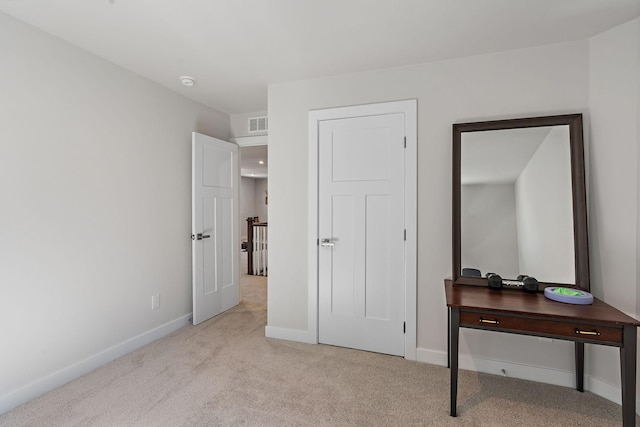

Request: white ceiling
left=1, top=0, right=638, bottom=114
left=240, top=145, right=268, bottom=178
left=461, top=127, right=553, bottom=185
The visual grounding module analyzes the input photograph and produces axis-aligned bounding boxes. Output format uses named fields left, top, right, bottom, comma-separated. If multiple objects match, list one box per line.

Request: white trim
left=416, top=347, right=640, bottom=415
left=308, top=115, right=320, bottom=344
left=307, top=99, right=418, bottom=359
left=0, top=314, right=191, bottom=414
left=416, top=347, right=449, bottom=367
left=265, top=326, right=316, bottom=344
left=230, top=135, right=268, bottom=147
left=403, top=100, right=418, bottom=361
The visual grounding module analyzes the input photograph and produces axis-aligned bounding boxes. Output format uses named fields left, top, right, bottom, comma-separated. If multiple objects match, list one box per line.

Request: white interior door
left=192, top=132, right=239, bottom=325
left=318, top=113, right=406, bottom=356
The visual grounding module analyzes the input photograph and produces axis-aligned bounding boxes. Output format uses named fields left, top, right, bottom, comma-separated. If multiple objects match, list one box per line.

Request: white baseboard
left=0, top=314, right=192, bottom=415
left=264, top=325, right=317, bottom=344
left=416, top=347, right=640, bottom=415
left=416, top=347, right=449, bottom=367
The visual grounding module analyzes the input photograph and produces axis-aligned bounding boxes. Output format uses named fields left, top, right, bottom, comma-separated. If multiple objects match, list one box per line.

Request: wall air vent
left=248, top=116, right=268, bottom=133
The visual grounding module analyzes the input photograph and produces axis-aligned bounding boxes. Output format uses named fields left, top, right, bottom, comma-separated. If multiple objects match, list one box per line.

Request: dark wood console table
left=445, top=279, right=639, bottom=426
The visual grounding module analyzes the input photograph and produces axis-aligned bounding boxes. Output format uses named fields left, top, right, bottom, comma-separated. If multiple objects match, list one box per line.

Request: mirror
left=452, top=114, right=589, bottom=291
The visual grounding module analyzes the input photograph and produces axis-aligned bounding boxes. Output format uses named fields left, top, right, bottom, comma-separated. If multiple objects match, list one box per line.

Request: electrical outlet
left=151, top=294, right=160, bottom=310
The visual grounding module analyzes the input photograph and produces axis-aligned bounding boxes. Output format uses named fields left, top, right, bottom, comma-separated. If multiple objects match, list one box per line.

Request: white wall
left=230, top=110, right=268, bottom=139
left=239, top=177, right=268, bottom=241
left=460, top=184, right=520, bottom=278
left=240, top=177, right=257, bottom=240
left=588, top=17, right=640, bottom=394
left=267, top=40, right=589, bottom=368
left=254, top=178, right=268, bottom=222
left=515, top=126, right=574, bottom=283
left=0, top=13, right=230, bottom=411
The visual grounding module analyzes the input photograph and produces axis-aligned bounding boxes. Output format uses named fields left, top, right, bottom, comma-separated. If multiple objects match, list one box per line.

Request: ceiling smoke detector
left=179, top=76, right=196, bottom=87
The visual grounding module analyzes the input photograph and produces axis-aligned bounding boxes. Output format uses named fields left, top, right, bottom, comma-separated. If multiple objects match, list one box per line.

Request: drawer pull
left=479, top=317, right=500, bottom=325
left=575, top=328, right=600, bottom=336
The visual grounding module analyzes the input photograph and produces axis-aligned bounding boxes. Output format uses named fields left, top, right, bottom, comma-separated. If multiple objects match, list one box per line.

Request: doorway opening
left=234, top=136, right=268, bottom=278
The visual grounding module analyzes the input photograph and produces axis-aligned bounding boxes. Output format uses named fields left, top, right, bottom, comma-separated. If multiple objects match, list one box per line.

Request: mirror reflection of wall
left=460, top=125, right=575, bottom=283
left=461, top=183, right=520, bottom=278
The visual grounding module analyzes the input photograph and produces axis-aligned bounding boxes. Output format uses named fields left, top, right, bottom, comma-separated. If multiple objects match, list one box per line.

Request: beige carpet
left=0, top=259, right=634, bottom=426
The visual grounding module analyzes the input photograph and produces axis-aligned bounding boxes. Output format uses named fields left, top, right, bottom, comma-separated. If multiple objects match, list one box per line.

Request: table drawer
left=459, top=311, right=623, bottom=344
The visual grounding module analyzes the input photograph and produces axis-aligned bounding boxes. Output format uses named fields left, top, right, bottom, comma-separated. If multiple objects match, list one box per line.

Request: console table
left=445, top=279, right=640, bottom=426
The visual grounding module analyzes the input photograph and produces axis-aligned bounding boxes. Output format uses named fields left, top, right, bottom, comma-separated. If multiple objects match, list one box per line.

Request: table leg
left=447, top=307, right=451, bottom=369
left=450, top=308, right=460, bottom=417
left=620, top=326, right=637, bottom=427
left=574, top=341, right=584, bottom=392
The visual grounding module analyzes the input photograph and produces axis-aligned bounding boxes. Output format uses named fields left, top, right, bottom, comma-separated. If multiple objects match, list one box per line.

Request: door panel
left=202, top=197, right=217, bottom=295
left=332, top=127, right=391, bottom=182
left=192, top=133, right=239, bottom=325
left=318, top=113, right=405, bottom=356
left=203, top=144, right=233, bottom=188
left=365, top=194, right=391, bottom=320
left=331, top=194, right=356, bottom=317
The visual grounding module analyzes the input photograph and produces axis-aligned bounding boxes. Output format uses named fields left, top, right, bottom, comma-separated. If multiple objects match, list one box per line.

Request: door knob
left=320, top=238, right=335, bottom=247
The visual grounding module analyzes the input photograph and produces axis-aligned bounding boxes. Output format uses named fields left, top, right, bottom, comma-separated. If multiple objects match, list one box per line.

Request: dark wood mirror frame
left=452, top=113, right=589, bottom=291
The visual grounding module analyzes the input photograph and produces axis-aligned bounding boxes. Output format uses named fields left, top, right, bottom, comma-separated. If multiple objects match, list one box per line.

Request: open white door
left=192, top=132, right=239, bottom=325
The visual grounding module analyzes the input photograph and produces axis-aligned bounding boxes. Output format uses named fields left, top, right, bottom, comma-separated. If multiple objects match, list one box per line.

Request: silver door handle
left=192, top=233, right=211, bottom=241
left=320, top=238, right=335, bottom=247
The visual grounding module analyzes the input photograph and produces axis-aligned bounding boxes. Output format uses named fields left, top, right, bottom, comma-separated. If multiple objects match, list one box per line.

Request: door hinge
left=317, top=238, right=320, bottom=246
left=404, top=136, right=406, bottom=148
left=404, top=229, right=406, bottom=241
left=403, top=322, right=406, bottom=333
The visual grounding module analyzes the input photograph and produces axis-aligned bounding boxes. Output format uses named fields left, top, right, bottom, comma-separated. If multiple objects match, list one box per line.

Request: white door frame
left=308, top=99, right=417, bottom=360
